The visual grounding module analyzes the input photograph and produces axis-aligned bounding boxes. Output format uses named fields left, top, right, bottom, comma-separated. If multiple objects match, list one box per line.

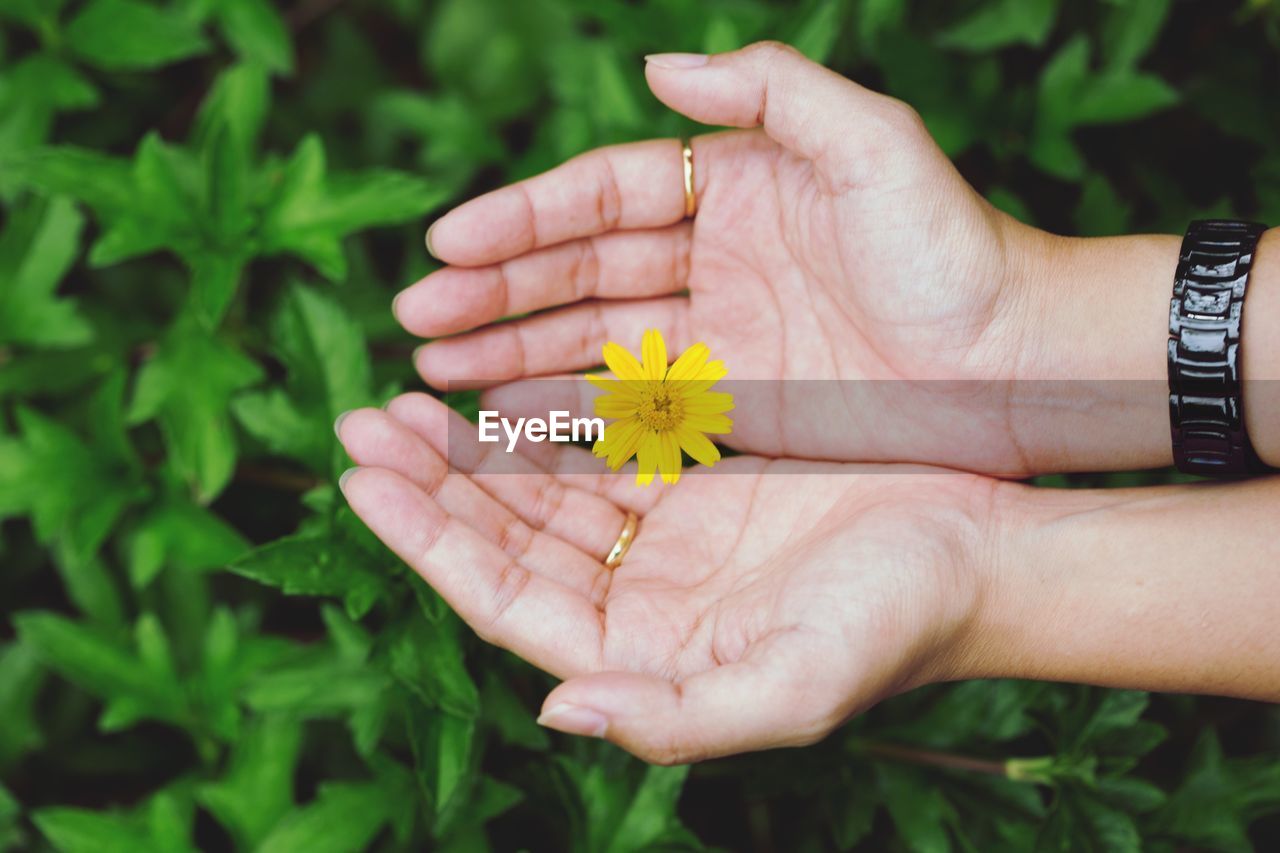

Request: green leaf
left=0, top=55, right=98, bottom=191
left=65, top=0, right=210, bottom=70
left=0, top=196, right=92, bottom=347
left=939, top=0, right=1058, bottom=52
left=197, top=716, right=303, bottom=848
left=258, top=135, right=444, bottom=280
left=229, top=530, right=393, bottom=619
left=14, top=612, right=188, bottom=731
left=0, top=373, right=144, bottom=576
left=1072, top=72, right=1178, bottom=125
left=193, top=62, right=271, bottom=155
left=1074, top=174, right=1131, bottom=236
left=407, top=700, right=477, bottom=827
left=0, top=643, right=44, bottom=769
left=233, top=283, right=373, bottom=472
left=8, top=146, right=134, bottom=216
left=124, top=496, right=248, bottom=589
left=1149, top=729, right=1280, bottom=851
left=480, top=670, right=550, bottom=750
left=1102, top=0, right=1171, bottom=70
left=0, top=0, right=67, bottom=30
left=257, top=782, right=394, bottom=853
left=33, top=789, right=195, bottom=853
left=605, top=765, right=692, bottom=853
left=128, top=319, right=263, bottom=502
left=790, top=0, right=847, bottom=63
left=388, top=612, right=479, bottom=718
left=876, top=763, right=955, bottom=853
left=0, top=782, right=21, bottom=852
left=215, top=0, right=294, bottom=74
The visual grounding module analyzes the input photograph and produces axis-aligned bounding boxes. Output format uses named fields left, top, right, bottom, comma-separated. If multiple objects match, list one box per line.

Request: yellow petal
left=694, top=359, right=727, bottom=382
left=594, top=394, right=639, bottom=418
left=641, top=329, right=668, bottom=380
left=635, top=430, right=660, bottom=486
left=667, top=342, right=709, bottom=381
left=682, top=412, right=733, bottom=434
left=586, top=373, right=616, bottom=392
left=676, top=425, right=721, bottom=467
left=683, top=391, right=735, bottom=413
left=604, top=418, right=645, bottom=469
left=671, top=378, right=715, bottom=398
left=658, top=430, right=682, bottom=484
left=603, top=342, right=645, bottom=380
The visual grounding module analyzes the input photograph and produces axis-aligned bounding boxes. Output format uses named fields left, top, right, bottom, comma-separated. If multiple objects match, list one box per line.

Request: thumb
left=535, top=633, right=847, bottom=764
left=644, top=41, right=925, bottom=179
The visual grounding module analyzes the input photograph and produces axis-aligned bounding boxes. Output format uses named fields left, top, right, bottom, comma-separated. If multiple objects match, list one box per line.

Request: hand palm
left=338, top=394, right=987, bottom=762
left=684, top=129, right=1009, bottom=384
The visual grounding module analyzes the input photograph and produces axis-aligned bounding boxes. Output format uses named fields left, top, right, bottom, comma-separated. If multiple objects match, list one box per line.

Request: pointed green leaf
left=0, top=196, right=91, bottom=347
left=216, top=0, right=294, bottom=74
left=65, top=0, right=210, bottom=71
left=257, top=782, right=394, bottom=853
left=198, top=716, right=303, bottom=848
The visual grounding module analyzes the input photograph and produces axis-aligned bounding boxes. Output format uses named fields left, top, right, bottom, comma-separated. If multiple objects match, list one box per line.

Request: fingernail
left=338, top=467, right=359, bottom=491
left=413, top=343, right=429, bottom=365
left=391, top=291, right=404, bottom=320
left=424, top=222, right=440, bottom=259
left=333, top=409, right=353, bottom=439
left=644, top=52, right=709, bottom=70
left=537, top=703, right=608, bottom=738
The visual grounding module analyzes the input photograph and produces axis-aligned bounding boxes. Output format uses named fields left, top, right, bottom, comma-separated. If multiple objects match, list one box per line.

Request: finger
left=380, top=393, right=638, bottom=560
left=416, top=297, right=691, bottom=390
left=396, top=224, right=694, bottom=338
left=426, top=139, right=697, bottom=267
left=337, top=407, right=609, bottom=602
left=645, top=42, right=924, bottom=182
left=340, top=466, right=603, bottom=677
left=536, top=630, right=844, bottom=763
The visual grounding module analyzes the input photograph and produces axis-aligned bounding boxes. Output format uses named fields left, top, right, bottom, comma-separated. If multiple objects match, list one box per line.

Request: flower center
left=635, top=383, right=683, bottom=432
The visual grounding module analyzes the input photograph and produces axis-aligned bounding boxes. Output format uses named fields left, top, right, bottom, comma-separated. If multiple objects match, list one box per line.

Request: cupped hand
left=337, top=393, right=1000, bottom=763
left=395, top=42, right=1049, bottom=473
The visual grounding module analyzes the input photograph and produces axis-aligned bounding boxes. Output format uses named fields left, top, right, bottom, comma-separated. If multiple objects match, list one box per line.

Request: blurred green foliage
left=1, top=0, right=1279, bottom=850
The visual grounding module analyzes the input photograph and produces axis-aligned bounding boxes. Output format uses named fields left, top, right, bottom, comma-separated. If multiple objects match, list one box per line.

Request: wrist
left=1244, top=227, right=1280, bottom=467
left=996, top=229, right=1182, bottom=472
left=954, top=479, right=1280, bottom=700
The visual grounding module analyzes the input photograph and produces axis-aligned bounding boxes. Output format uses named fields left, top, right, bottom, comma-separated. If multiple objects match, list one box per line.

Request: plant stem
left=853, top=740, right=1013, bottom=778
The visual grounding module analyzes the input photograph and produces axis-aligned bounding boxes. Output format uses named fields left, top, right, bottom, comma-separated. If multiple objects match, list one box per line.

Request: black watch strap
left=1168, top=219, right=1269, bottom=477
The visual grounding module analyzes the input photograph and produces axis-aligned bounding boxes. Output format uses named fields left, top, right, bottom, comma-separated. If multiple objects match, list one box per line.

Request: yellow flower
left=588, top=328, right=734, bottom=486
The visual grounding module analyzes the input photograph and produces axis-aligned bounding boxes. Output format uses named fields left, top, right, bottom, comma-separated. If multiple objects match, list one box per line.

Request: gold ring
left=605, top=511, right=638, bottom=569
left=681, top=141, right=697, bottom=218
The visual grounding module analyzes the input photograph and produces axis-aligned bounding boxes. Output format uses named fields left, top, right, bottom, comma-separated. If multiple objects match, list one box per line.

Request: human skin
left=393, top=42, right=1280, bottom=475
left=335, top=394, right=1280, bottom=764
left=338, top=41, right=1280, bottom=762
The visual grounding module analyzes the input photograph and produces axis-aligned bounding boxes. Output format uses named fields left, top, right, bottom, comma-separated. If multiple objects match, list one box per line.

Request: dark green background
left=1, top=0, right=1279, bottom=850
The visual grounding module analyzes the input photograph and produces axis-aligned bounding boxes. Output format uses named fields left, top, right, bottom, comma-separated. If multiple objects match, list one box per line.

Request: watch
left=1168, top=219, right=1269, bottom=477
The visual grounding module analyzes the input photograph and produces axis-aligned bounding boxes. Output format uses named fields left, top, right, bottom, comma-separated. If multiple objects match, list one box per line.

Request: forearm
left=961, top=478, right=1280, bottom=701
left=1005, top=225, right=1280, bottom=470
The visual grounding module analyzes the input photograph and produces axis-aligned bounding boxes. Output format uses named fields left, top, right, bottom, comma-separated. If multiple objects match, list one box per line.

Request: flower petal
left=586, top=373, right=617, bottom=392
left=604, top=418, right=645, bottom=469
left=676, top=425, right=721, bottom=467
left=694, top=359, right=727, bottom=382
left=683, top=413, right=733, bottom=434
left=641, top=329, right=668, bottom=380
left=683, top=391, right=735, bottom=413
left=635, top=430, right=660, bottom=486
left=658, top=430, right=682, bottom=484
left=667, top=342, right=709, bottom=381
left=603, top=342, right=645, bottom=381
left=594, top=394, right=639, bottom=418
